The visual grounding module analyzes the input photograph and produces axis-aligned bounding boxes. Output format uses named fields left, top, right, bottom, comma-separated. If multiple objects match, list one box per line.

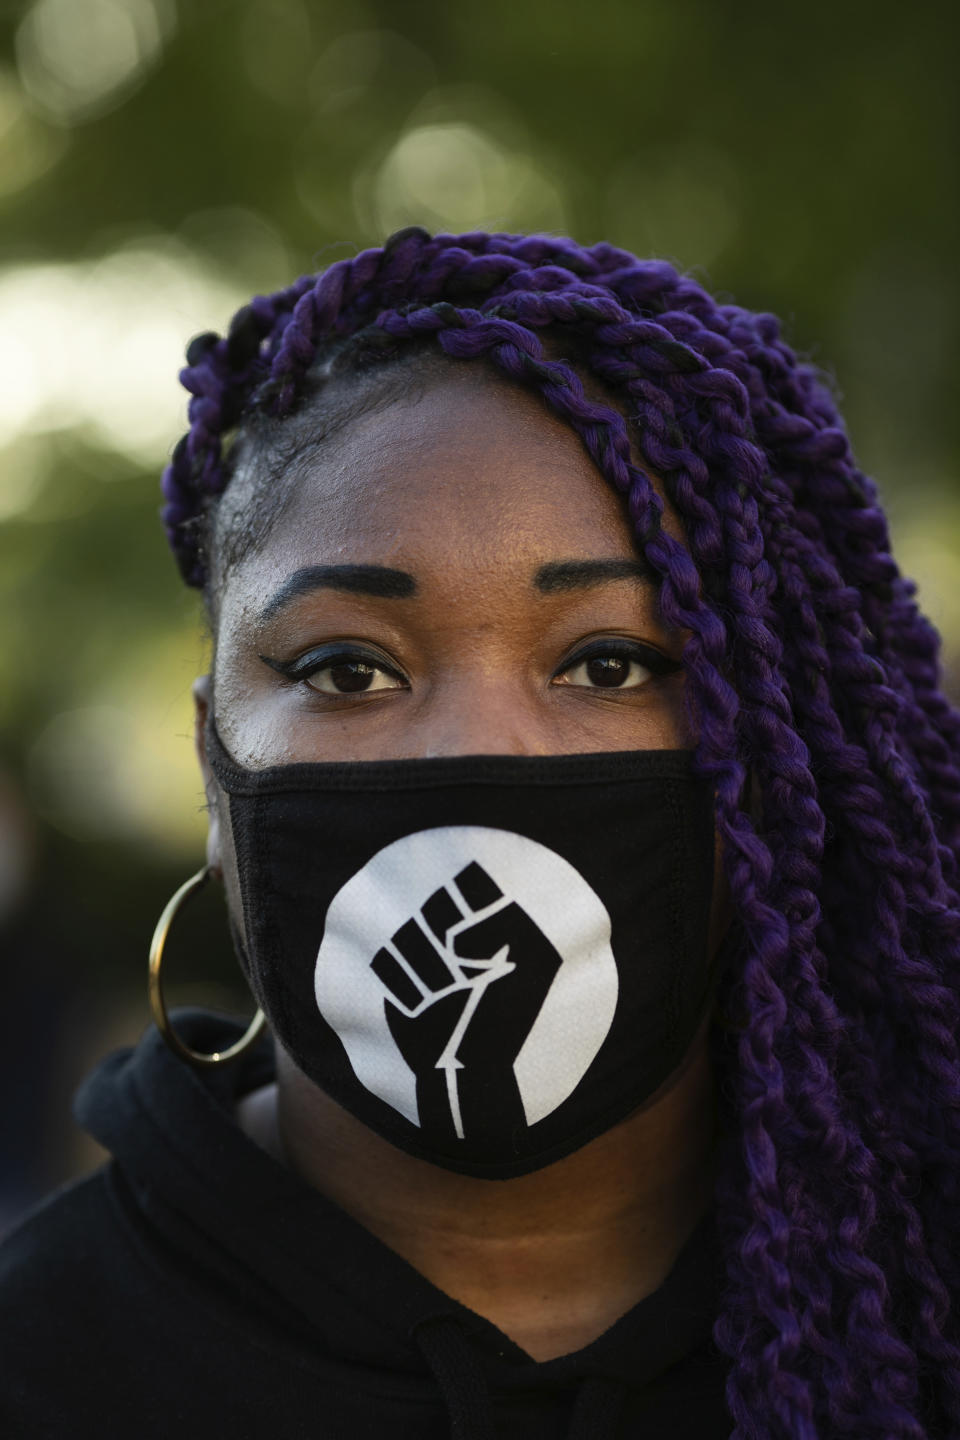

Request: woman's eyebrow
left=257, top=564, right=417, bottom=623
left=534, top=558, right=657, bottom=592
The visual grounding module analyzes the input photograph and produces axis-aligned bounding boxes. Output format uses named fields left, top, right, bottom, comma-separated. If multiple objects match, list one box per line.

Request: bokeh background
left=1, top=0, right=957, bottom=1232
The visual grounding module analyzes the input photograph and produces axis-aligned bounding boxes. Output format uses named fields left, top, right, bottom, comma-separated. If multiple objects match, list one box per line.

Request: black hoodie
left=0, top=1012, right=731, bottom=1438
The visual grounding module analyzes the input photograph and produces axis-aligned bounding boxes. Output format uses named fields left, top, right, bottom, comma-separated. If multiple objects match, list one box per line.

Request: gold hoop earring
left=148, top=865, right=266, bottom=1067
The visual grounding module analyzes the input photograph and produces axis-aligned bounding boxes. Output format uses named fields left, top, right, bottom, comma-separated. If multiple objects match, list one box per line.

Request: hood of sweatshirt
left=74, top=1010, right=729, bottom=1440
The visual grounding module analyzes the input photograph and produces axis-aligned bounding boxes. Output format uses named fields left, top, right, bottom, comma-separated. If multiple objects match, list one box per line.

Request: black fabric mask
left=207, top=724, right=721, bottom=1179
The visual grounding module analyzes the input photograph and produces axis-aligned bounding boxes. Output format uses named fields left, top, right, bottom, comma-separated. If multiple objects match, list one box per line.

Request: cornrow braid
left=164, top=229, right=960, bottom=1439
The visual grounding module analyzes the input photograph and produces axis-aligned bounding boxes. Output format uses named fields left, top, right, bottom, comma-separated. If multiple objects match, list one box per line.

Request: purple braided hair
left=163, top=227, right=960, bottom=1439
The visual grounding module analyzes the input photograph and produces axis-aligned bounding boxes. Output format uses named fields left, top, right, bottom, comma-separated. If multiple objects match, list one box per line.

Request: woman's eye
left=554, top=645, right=678, bottom=691
left=304, top=658, right=405, bottom=695
left=260, top=646, right=408, bottom=695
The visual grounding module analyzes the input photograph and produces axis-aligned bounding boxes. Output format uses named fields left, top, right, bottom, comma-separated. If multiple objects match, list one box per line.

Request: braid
left=164, top=230, right=960, bottom=1438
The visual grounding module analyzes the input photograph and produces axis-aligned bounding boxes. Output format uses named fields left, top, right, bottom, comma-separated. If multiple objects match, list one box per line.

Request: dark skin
left=195, top=367, right=730, bottom=1361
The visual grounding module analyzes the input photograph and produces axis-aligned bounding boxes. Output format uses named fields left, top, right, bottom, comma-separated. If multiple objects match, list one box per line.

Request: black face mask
left=207, top=724, right=721, bottom=1179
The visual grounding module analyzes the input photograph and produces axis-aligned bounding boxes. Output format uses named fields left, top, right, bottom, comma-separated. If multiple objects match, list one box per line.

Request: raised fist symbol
left=371, top=861, right=562, bottom=1142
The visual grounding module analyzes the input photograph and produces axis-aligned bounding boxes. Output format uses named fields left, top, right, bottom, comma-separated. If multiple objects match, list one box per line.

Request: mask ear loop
left=148, top=865, right=266, bottom=1066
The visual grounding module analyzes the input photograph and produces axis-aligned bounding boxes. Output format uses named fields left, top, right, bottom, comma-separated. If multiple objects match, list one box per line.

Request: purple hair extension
left=162, top=228, right=960, bottom=1439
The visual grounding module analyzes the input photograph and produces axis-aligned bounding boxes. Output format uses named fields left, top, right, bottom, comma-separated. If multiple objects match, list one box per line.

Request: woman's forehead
left=224, top=366, right=678, bottom=599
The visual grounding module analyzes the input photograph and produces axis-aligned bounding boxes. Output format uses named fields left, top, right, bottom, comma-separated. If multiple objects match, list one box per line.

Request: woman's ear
left=192, top=674, right=222, bottom=878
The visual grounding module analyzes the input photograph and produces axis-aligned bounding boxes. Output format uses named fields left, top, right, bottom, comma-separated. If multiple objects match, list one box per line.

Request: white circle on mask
left=314, top=826, right=618, bottom=1135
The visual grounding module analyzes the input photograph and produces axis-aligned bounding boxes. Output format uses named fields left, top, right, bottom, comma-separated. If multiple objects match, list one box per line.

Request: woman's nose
left=414, top=681, right=547, bottom=758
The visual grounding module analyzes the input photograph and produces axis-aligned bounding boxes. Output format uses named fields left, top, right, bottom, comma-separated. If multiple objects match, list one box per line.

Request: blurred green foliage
left=0, top=0, right=956, bottom=1203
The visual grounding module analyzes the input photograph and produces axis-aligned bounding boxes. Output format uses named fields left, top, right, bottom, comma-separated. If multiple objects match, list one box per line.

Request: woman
left=2, top=227, right=959, bottom=1439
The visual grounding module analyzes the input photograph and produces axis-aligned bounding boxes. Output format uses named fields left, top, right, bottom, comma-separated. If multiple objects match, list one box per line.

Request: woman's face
left=206, top=366, right=693, bottom=771
left=199, top=363, right=729, bottom=994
